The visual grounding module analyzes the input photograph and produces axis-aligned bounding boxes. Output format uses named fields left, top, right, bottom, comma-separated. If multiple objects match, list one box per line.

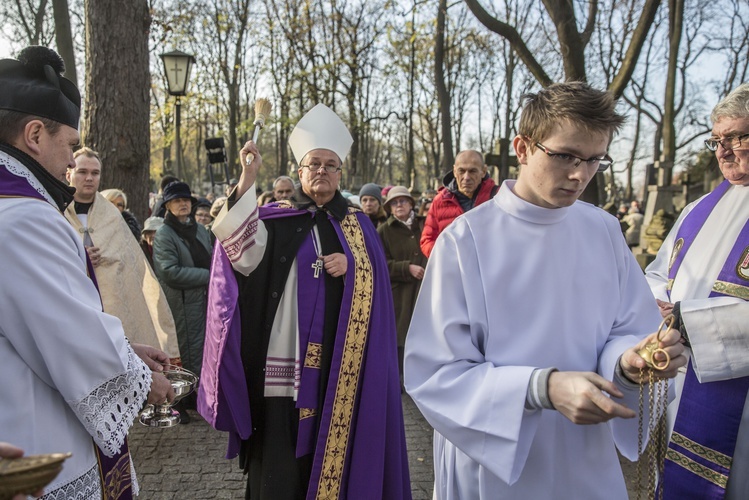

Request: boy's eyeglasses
left=534, top=141, right=613, bottom=173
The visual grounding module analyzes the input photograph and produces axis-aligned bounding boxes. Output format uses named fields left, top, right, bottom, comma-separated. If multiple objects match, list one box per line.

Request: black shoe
left=175, top=402, right=191, bottom=424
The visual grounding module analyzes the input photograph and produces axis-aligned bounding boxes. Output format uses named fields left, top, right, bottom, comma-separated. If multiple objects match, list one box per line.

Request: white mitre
left=288, top=104, right=353, bottom=164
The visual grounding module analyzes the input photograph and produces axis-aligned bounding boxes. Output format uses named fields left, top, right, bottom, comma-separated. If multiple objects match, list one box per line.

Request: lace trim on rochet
left=0, top=150, right=55, bottom=205
left=39, top=464, right=101, bottom=500
left=37, top=455, right=140, bottom=499
left=69, top=344, right=151, bottom=457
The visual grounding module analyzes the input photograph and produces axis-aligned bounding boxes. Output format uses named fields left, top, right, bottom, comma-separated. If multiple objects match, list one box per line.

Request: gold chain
left=637, top=367, right=669, bottom=499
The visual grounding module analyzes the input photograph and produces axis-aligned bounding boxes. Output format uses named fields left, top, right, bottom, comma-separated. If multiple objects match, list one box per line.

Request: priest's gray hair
left=273, top=175, right=294, bottom=188
left=518, top=81, right=625, bottom=144
left=711, top=83, right=749, bottom=123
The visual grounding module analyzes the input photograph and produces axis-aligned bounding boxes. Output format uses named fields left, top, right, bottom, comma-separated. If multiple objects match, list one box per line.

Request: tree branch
left=463, top=0, right=552, bottom=86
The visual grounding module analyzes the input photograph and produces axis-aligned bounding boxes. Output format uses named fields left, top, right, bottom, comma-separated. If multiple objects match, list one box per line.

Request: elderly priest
left=198, top=104, right=411, bottom=499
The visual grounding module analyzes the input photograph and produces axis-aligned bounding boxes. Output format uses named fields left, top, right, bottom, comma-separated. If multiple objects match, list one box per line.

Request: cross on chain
left=312, top=258, right=324, bottom=278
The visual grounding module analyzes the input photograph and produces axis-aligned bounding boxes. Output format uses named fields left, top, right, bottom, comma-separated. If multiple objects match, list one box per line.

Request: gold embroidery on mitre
left=300, top=408, right=317, bottom=420
left=668, top=238, right=684, bottom=272
left=305, top=342, right=323, bottom=369
left=712, top=280, right=749, bottom=301
left=665, top=448, right=729, bottom=488
left=316, top=214, right=373, bottom=500
left=736, top=245, right=749, bottom=281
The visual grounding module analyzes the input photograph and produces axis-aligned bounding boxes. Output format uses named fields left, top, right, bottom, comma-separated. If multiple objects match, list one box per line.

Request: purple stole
left=198, top=206, right=411, bottom=499
left=661, top=180, right=749, bottom=499
left=0, top=160, right=132, bottom=499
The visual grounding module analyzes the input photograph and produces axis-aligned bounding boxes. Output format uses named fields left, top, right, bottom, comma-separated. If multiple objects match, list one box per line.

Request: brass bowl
left=0, top=452, right=71, bottom=500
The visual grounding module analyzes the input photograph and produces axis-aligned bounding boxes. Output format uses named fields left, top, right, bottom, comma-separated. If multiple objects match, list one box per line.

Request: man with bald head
left=271, top=175, right=295, bottom=201
left=420, top=150, right=498, bottom=257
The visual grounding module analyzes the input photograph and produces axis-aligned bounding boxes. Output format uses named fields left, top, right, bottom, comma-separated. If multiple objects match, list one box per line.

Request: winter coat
left=121, top=210, right=141, bottom=240
left=377, top=214, right=427, bottom=346
left=152, top=222, right=212, bottom=377
left=420, top=173, right=498, bottom=257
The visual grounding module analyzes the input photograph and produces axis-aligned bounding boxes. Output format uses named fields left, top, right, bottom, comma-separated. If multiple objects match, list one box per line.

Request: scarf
left=164, top=211, right=211, bottom=269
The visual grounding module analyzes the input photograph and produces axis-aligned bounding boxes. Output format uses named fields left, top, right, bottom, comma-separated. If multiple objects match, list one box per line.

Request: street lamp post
left=160, top=50, right=195, bottom=179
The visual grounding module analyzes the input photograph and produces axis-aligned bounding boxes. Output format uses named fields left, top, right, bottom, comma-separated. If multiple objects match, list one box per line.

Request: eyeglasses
left=534, top=141, right=613, bottom=172
left=389, top=198, right=411, bottom=206
left=300, top=162, right=341, bottom=174
left=705, top=133, right=749, bottom=152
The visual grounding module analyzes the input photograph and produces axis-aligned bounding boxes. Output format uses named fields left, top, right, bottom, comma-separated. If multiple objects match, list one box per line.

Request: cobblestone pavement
left=130, top=395, right=646, bottom=499
left=129, top=395, right=435, bottom=499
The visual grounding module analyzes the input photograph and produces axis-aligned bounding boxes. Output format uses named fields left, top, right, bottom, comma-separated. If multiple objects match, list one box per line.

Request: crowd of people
left=0, top=45, right=746, bottom=500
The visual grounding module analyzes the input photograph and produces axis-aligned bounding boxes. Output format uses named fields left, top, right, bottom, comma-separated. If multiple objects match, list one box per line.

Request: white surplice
left=0, top=154, right=151, bottom=499
left=645, top=183, right=749, bottom=499
left=405, top=180, right=662, bottom=499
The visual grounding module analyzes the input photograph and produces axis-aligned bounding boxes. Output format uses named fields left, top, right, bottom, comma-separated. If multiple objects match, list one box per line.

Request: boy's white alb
left=288, top=104, right=353, bottom=165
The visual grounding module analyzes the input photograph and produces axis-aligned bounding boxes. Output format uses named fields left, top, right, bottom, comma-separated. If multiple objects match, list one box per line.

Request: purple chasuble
left=661, top=180, right=749, bottom=499
left=198, top=206, right=411, bottom=499
left=1, top=158, right=131, bottom=499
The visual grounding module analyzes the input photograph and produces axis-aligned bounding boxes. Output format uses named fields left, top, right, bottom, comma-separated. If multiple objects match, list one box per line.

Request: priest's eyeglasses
left=301, top=162, right=341, bottom=174
left=705, top=133, right=749, bottom=152
left=534, top=142, right=613, bottom=172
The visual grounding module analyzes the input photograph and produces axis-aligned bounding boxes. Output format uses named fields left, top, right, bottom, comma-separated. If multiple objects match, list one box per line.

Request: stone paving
left=129, top=395, right=435, bottom=499
left=129, top=395, right=647, bottom=499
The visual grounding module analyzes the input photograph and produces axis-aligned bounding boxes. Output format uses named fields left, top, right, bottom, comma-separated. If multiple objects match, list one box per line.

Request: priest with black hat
left=0, top=46, right=174, bottom=498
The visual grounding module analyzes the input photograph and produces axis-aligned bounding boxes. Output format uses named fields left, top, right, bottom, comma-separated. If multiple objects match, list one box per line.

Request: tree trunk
left=435, top=0, right=454, bottom=172
left=660, top=0, right=684, bottom=185
left=82, top=0, right=151, bottom=222
left=52, top=0, right=77, bottom=88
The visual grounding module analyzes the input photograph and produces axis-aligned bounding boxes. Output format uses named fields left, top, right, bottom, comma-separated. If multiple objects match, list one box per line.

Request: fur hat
left=0, top=46, right=81, bottom=128
left=359, top=183, right=382, bottom=204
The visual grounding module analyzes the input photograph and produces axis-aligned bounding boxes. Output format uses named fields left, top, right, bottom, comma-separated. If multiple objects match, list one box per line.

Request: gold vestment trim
left=316, top=213, right=373, bottom=500
left=98, top=450, right=132, bottom=500
left=670, top=432, right=732, bottom=468
left=712, top=280, right=749, bottom=300
left=665, top=448, right=729, bottom=488
left=300, top=408, right=317, bottom=420
left=305, top=342, right=323, bottom=369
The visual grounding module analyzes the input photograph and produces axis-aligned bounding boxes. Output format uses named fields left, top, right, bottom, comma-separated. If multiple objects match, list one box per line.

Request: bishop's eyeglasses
left=300, top=162, right=341, bottom=174
left=705, top=133, right=749, bottom=152
left=534, top=141, right=614, bottom=173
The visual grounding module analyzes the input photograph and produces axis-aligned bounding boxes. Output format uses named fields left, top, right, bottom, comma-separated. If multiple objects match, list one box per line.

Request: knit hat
left=384, top=186, right=415, bottom=207
left=359, top=183, right=382, bottom=204
left=0, top=46, right=81, bottom=128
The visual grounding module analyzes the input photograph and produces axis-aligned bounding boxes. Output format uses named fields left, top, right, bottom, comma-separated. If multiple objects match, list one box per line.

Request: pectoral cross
left=311, top=258, right=324, bottom=278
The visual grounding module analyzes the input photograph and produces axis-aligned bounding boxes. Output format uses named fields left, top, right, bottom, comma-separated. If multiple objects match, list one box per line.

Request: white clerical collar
left=495, top=179, right=570, bottom=225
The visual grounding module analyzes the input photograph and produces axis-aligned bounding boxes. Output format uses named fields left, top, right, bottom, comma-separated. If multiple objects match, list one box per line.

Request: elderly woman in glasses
left=376, top=186, right=428, bottom=388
